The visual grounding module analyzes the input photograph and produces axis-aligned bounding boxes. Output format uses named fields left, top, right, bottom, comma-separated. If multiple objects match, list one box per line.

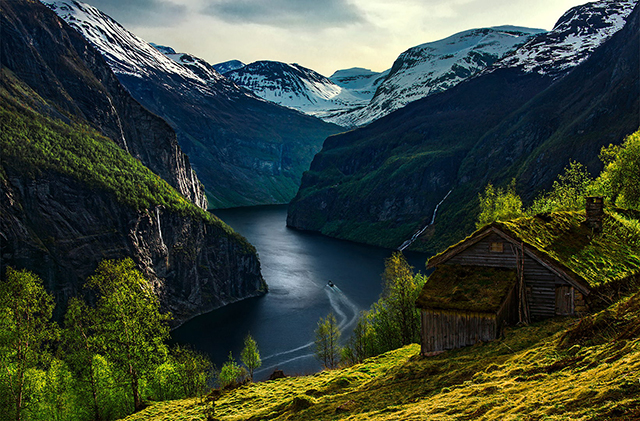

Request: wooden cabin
left=416, top=265, right=519, bottom=354
left=415, top=202, right=611, bottom=356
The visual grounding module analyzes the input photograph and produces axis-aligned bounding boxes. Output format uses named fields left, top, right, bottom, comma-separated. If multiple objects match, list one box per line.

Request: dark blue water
left=171, top=205, right=428, bottom=380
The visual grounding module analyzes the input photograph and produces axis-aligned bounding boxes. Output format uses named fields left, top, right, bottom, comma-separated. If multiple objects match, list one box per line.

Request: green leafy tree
left=529, top=161, right=595, bottom=214
left=170, top=345, right=214, bottom=398
left=314, top=313, right=341, bottom=369
left=61, top=298, right=103, bottom=421
left=476, top=180, right=524, bottom=228
left=0, top=267, right=57, bottom=421
left=240, top=334, right=262, bottom=381
left=341, top=313, right=374, bottom=365
left=382, top=252, right=422, bottom=346
left=218, top=352, right=245, bottom=389
left=39, top=359, right=75, bottom=421
left=342, top=254, right=427, bottom=364
left=598, top=130, right=640, bottom=209
left=86, top=259, right=171, bottom=412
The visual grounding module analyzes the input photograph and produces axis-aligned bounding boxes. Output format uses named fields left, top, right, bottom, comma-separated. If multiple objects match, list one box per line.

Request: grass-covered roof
left=429, top=210, right=640, bottom=288
left=497, top=211, right=640, bottom=287
left=416, top=265, right=517, bottom=313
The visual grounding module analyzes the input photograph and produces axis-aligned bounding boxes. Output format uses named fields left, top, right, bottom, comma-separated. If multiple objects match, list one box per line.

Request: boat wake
left=255, top=284, right=361, bottom=377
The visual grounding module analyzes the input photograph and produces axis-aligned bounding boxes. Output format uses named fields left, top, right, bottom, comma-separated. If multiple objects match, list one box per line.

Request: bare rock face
left=0, top=0, right=265, bottom=326
left=1, top=172, right=265, bottom=325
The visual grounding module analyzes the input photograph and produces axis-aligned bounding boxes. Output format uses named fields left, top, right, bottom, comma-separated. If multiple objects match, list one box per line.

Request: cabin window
left=489, top=242, right=504, bottom=253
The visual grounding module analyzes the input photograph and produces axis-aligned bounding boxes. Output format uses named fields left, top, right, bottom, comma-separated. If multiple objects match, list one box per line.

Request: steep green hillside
left=124, top=281, right=640, bottom=420
left=0, top=0, right=266, bottom=323
left=287, top=3, right=639, bottom=254
left=0, top=83, right=244, bottom=245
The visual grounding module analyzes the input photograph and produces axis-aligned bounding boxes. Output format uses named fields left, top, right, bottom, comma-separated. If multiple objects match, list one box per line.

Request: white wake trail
left=326, top=285, right=360, bottom=331
left=261, top=342, right=314, bottom=362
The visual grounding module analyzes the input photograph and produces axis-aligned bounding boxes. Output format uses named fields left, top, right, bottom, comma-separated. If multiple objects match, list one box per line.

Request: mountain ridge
left=44, top=0, right=342, bottom=209
left=287, top=0, right=639, bottom=253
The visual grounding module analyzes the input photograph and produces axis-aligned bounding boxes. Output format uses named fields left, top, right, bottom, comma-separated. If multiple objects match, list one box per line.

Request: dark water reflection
left=171, top=205, right=428, bottom=380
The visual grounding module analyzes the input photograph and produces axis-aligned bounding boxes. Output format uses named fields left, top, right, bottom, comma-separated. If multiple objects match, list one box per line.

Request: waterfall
left=107, top=96, right=129, bottom=154
left=398, top=189, right=452, bottom=251
left=156, top=207, right=166, bottom=250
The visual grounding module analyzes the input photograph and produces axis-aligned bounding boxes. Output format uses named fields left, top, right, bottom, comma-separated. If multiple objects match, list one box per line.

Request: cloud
left=81, top=0, right=188, bottom=27
left=203, top=0, right=366, bottom=29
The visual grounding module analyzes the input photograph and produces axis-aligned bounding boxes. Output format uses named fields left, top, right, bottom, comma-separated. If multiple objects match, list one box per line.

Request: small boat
left=327, top=280, right=335, bottom=287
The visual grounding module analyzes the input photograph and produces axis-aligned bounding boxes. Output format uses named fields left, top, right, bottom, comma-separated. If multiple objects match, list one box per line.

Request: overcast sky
left=80, top=0, right=590, bottom=76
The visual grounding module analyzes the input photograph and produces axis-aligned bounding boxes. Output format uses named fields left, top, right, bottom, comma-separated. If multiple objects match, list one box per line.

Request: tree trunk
left=130, top=366, right=141, bottom=412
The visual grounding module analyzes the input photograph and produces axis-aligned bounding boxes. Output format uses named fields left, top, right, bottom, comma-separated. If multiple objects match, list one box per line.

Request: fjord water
left=171, top=205, right=428, bottom=380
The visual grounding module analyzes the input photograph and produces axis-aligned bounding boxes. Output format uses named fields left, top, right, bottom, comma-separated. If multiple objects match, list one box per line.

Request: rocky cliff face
left=0, top=0, right=265, bottom=325
left=0, top=170, right=264, bottom=325
left=45, top=0, right=342, bottom=209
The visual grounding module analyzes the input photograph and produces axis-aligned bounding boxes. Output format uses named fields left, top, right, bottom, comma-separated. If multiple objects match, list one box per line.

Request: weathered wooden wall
left=496, top=283, right=519, bottom=328
left=421, top=309, right=497, bottom=354
left=445, top=233, right=575, bottom=319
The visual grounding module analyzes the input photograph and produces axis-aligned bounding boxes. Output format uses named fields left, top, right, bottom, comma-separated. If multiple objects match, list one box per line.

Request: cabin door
left=555, top=286, right=573, bottom=316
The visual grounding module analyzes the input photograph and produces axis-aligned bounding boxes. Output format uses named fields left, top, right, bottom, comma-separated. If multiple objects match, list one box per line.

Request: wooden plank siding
left=444, top=234, right=575, bottom=318
left=447, top=233, right=519, bottom=268
left=421, top=309, right=497, bottom=354
left=496, top=283, right=519, bottom=329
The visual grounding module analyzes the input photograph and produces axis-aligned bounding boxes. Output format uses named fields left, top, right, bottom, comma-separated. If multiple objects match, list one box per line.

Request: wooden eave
left=427, top=224, right=592, bottom=295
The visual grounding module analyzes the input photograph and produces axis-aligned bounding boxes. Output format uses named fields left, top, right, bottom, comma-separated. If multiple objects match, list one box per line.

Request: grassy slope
left=125, top=286, right=640, bottom=421
left=0, top=76, right=253, bottom=252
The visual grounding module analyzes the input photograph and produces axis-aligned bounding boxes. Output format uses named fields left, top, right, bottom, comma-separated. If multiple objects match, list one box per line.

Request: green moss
left=431, top=211, right=640, bottom=288
left=497, top=211, right=640, bottom=286
left=416, top=265, right=517, bottom=313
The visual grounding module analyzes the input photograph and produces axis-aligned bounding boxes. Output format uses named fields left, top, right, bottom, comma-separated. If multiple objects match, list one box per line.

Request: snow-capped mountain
left=214, top=60, right=246, bottom=74
left=330, top=26, right=543, bottom=127
left=329, top=67, right=390, bottom=99
left=493, top=0, right=636, bottom=76
left=224, top=61, right=370, bottom=120
left=42, top=1, right=239, bottom=95
left=43, top=0, right=341, bottom=208
left=150, top=43, right=226, bottom=84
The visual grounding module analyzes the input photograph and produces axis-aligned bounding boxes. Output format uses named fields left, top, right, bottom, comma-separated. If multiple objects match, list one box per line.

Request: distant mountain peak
left=150, top=43, right=176, bottom=55
left=327, top=25, right=543, bottom=127
left=224, top=60, right=372, bottom=122
left=493, top=0, right=636, bottom=76
left=213, top=60, right=245, bottom=74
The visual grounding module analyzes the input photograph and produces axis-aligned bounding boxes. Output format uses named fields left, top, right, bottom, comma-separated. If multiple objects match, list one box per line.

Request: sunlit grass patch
left=125, top=290, right=640, bottom=421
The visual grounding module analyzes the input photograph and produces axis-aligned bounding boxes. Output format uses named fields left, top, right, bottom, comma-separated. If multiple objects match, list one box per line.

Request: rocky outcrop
left=1, top=170, right=264, bottom=325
